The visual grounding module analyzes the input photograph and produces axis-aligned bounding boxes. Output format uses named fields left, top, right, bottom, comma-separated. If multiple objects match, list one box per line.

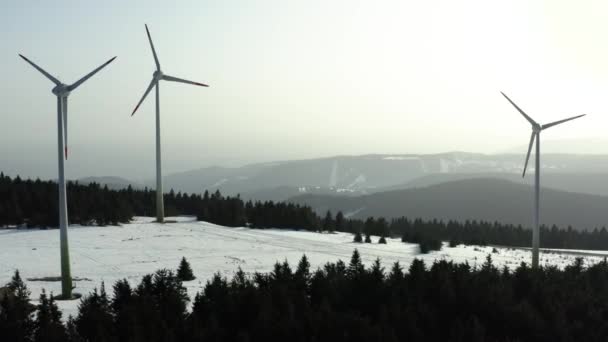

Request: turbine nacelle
left=153, top=70, right=164, bottom=81
left=52, top=84, right=71, bottom=97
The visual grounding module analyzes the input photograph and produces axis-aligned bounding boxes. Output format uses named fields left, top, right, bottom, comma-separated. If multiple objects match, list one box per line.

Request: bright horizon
left=2, top=0, right=608, bottom=180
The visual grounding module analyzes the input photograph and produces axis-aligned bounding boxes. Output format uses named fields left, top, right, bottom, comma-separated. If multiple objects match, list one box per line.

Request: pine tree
left=323, top=210, right=333, bottom=232
left=388, top=262, right=404, bottom=283
left=370, top=258, right=385, bottom=282
left=74, top=284, right=115, bottom=341
left=348, top=249, right=365, bottom=277
left=0, top=270, right=35, bottom=342
left=365, top=233, right=372, bottom=243
left=335, top=211, right=344, bottom=231
left=376, top=217, right=389, bottom=237
left=110, top=279, right=135, bottom=342
left=408, top=259, right=426, bottom=281
left=295, top=254, right=311, bottom=282
left=110, top=279, right=132, bottom=316
left=378, top=236, right=387, bottom=244
left=353, top=231, right=363, bottom=243
left=144, top=269, right=190, bottom=337
left=177, top=257, right=196, bottom=281
left=65, top=316, right=83, bottom=342
left=34, top=290, right=67, bottom=342
left=364, top=217, right=375, bottom=236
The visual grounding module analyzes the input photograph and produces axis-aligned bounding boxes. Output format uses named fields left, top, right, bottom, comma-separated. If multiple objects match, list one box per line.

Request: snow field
left=1, top=216, right=605, bottom=318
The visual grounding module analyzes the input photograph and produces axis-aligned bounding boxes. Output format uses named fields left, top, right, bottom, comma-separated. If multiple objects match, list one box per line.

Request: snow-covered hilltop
left=1, top=217, right=606, bottom=318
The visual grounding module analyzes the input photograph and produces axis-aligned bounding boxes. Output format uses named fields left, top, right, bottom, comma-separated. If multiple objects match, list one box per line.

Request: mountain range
left=151, top=152, right=608, bottom=200
left=76, top=152, right=608, bottom=230
left=78, top=152, right=608, bottom=198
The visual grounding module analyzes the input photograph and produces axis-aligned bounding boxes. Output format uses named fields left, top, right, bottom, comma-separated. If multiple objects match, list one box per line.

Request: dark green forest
left=3, top=252, right=608, bottom=341
left=0, top=173, right=319, bottom=230
left=2, top=173, right=608, bottom=251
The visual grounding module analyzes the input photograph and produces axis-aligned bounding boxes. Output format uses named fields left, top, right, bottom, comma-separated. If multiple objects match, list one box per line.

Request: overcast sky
left=1, top=0, right=607, bottom=181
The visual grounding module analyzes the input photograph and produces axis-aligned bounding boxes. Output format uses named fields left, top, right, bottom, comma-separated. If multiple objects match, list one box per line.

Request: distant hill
left=160, top=152, right=608, bottom=201
left=76, top=176, right=143, bottom=191
left=379, top=172, right=608, bottom=197
left=289, top=178, right=608, bottom=231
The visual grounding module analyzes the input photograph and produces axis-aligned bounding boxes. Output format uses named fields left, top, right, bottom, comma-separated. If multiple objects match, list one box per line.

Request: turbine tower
left=131, top=24, right=209, bottom=223
left=501, top=91, right=585, bottom=268
left=19, top=54, right=116, bottom=299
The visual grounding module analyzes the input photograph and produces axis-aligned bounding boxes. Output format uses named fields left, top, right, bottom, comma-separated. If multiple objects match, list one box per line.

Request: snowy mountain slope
left=1, top=217, right=606, bottom=319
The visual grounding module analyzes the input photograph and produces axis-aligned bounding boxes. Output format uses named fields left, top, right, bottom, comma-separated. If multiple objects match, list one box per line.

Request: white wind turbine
left=131, top=24, right=209, bottom=223
left=501, top=91, right=585, bottom=268
left=19, top=53, right=116, bottom=299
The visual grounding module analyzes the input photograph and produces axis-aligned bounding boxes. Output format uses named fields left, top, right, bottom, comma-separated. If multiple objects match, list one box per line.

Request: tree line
left=3, top=252, right=608, bottom=341
left=0, top=173, right=319, bottom=230
left=3, top=172, right=608, bottom=251
left=387, top=216, right=608, bottom=251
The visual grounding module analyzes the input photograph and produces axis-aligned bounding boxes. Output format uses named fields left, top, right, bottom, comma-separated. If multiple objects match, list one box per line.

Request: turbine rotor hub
left=153, top=70, right=164, bottom=80
left=532, top=123, right=541, bottom=133
left=52, top=84, right=70, bottom=97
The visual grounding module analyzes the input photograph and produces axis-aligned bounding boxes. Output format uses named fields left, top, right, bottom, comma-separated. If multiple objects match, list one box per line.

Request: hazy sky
left=1, top=0, right=608, bottom=180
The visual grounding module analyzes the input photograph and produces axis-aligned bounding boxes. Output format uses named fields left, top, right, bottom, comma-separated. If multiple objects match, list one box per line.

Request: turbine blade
left=131, top=79, right=157, bottom=116
left=62, top=97, right=68, bottom=160
left=541, top=114, right=586, bottom=130
left=522, top=132, right=536, bottom=178
left=500, top=92, right=538, bottom=126
left=68, top=56, right=117, bottom=91
left=18, top=54, right=61, bottom=85
left=145, top=24, right=161, bottom=71
left=162, top=74, right=209, bottom=87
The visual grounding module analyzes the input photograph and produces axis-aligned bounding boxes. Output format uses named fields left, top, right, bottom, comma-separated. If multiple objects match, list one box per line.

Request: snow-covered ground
left=1, top=216, right=606, bottom=318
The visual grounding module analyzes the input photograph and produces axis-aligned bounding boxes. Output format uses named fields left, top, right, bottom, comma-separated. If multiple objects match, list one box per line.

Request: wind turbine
left=501, top=91, right=585, bottom=268
left=131, top=24, right=209, bottom=223
left=19, top=54, right=116, bottom=299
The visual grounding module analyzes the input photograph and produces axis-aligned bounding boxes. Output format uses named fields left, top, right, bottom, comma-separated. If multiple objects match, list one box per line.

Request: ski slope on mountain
left=1, top=216, right=606, bottom=319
